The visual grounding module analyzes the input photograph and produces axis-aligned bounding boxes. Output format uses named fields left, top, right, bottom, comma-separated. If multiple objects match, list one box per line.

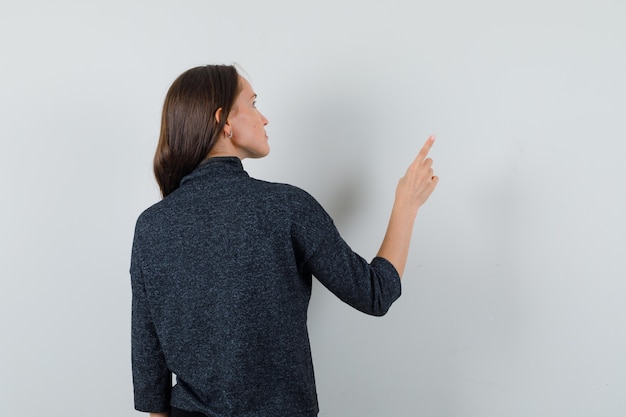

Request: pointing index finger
left=415, top=135, right=435, bottom=163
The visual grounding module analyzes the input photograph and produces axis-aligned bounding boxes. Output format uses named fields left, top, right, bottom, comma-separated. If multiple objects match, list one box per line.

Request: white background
left=1, top=1, right=625, bottom=416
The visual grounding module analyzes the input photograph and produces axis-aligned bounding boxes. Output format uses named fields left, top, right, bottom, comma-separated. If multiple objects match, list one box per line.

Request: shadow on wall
left=281, top=79, right=382, bottom=232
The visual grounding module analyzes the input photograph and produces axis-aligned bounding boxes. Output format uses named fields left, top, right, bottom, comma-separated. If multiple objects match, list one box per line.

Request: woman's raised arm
left=376, top=135, right=439, bottom=277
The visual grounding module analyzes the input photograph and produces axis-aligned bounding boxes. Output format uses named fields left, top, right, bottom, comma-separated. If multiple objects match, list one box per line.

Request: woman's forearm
left=377, top=205, right=418, bottom=277
left=377, top=136, right=438, bottom=278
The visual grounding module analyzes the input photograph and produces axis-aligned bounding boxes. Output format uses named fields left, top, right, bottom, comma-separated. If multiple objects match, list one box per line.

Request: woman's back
left=131, top=157, right=401, bottom=416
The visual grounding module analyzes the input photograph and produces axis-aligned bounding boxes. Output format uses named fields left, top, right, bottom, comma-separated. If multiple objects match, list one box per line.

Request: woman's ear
left=215, top=108, right=232, bottom=137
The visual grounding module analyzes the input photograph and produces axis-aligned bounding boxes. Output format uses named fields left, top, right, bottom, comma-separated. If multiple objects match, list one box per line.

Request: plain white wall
left=1, top=1, right=625, bottom=416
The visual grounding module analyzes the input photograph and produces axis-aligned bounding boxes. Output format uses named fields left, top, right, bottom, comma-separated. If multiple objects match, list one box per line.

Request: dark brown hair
left=154, top=65, right=240, bottom=197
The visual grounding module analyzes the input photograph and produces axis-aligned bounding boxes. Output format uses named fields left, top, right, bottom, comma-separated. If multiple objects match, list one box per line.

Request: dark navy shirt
left=131, top=157, right=401, bottom=416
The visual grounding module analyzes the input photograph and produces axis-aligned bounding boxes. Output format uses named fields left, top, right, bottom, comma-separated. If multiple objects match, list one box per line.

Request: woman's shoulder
left=250, top=178, right=321, bottom=206
left=248, top=178, right=333, bottom=228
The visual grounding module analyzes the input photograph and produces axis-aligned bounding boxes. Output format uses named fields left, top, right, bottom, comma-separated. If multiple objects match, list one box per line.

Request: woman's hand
left=395, top=135, right=439, bottom=214
left=376, top=136, right=438, bottom=278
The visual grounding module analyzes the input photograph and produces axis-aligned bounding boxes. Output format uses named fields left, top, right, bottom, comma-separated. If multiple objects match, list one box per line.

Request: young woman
left=131, top=64, right=438, bottom=417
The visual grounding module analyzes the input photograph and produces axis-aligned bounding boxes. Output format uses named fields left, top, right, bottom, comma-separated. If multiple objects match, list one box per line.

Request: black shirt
left=131, top=157, right=401, bottom=416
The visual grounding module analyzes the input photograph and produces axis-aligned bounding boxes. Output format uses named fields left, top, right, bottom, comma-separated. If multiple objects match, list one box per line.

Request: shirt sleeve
left=130, top=230, right=172, bottom=412
left=290, top=189, right=401, bottom=316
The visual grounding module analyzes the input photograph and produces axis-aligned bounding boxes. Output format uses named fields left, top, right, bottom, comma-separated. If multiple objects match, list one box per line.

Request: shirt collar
left=180, top=156, right=248, bottom=186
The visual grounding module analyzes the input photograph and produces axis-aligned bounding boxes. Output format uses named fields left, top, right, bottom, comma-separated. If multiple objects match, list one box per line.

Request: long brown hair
left=154, top=65, right=240, bottom=197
